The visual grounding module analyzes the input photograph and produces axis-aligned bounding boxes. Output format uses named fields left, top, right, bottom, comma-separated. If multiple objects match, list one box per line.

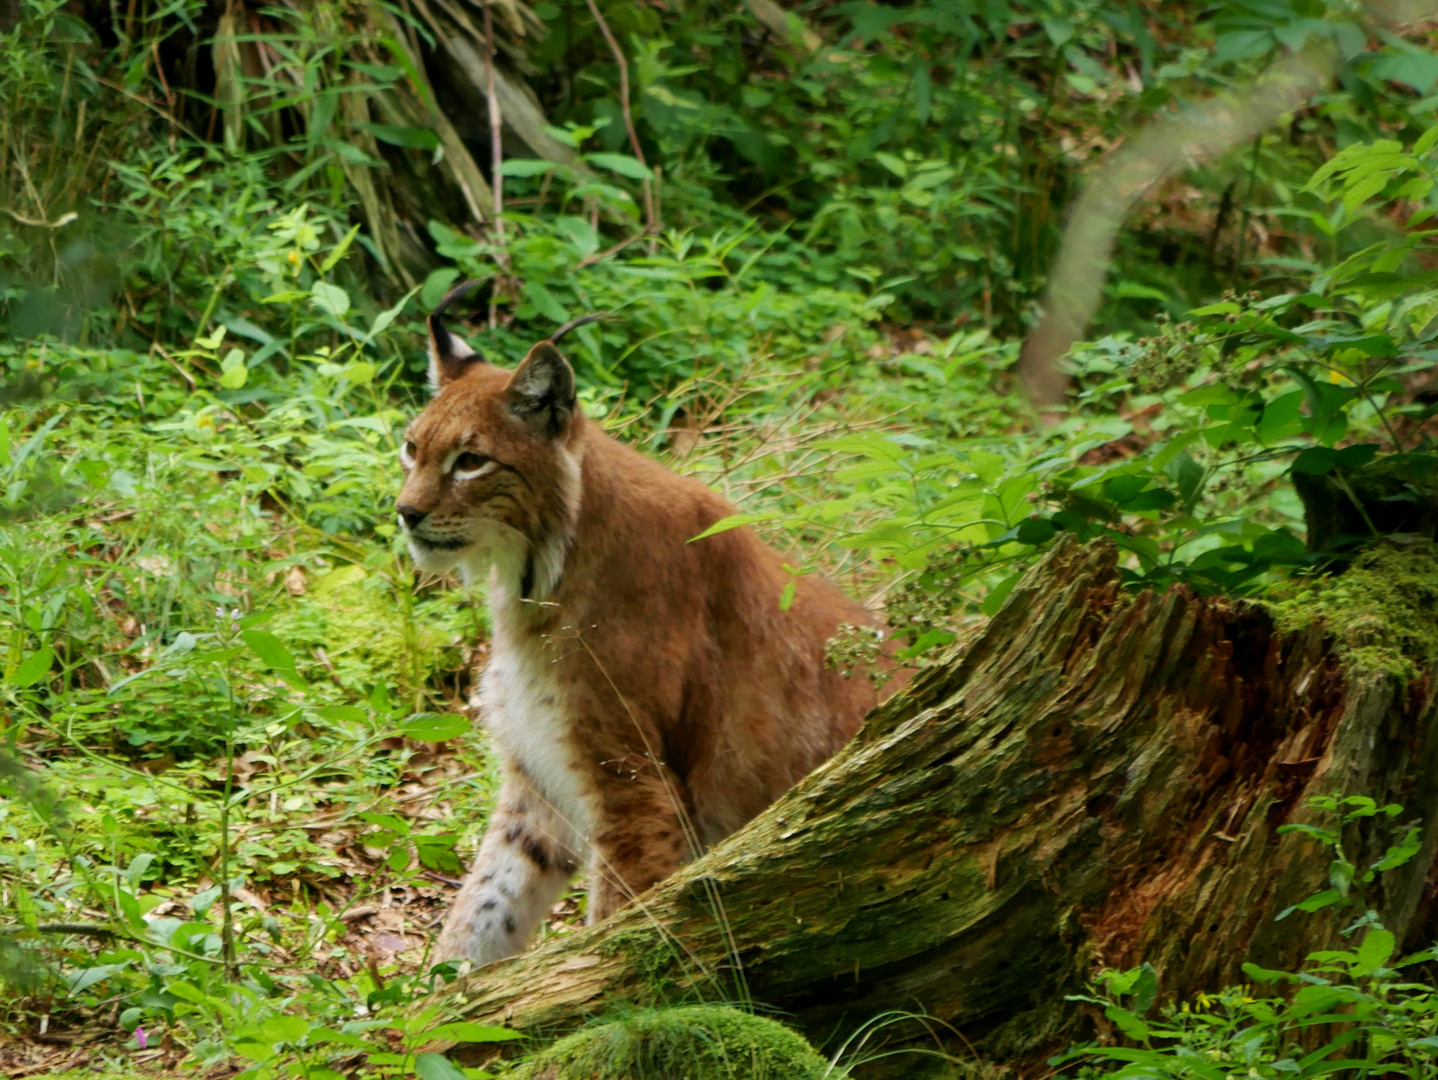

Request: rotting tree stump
left=415, top=537, right=1438, bottom=1075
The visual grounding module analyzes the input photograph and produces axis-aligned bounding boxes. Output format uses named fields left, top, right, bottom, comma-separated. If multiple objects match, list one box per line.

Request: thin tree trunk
left=417, top=537, right=1438, bottom=1073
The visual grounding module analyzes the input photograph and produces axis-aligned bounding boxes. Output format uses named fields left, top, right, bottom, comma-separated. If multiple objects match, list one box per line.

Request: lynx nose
left=397, top=504, right=429, bottom=531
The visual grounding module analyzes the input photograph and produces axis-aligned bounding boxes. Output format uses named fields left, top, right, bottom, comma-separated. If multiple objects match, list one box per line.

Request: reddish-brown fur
left=395, top=314, right=884, bottom=966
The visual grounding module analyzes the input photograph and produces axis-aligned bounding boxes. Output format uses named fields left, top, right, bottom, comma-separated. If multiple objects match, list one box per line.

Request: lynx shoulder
left=394, top=284, right=891, bottom=966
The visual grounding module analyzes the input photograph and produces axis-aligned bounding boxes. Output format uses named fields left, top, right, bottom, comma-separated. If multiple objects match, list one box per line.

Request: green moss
left=1267, top=540, right=1438, bottom=681
left=510, top=1006, right=834, bottom=1080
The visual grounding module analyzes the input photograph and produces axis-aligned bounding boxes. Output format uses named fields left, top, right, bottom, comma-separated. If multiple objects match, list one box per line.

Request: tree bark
left=416, top=537, right=1438, bottom=1074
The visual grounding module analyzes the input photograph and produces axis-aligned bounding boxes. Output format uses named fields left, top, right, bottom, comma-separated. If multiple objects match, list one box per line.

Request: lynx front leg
left=587, top=773, right=696, bottom=923
left=435, top=769, right=579, bottom=966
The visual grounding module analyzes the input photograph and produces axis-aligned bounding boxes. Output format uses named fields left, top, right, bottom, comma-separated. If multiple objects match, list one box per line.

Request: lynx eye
left=399, top=440, right=417, bottom=468
left=452, top=451, right=495, bottom=480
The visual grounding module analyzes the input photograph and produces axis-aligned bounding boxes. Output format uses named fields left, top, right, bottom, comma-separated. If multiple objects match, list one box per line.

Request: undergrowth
left=4, top=0, right=1438, bottom=1076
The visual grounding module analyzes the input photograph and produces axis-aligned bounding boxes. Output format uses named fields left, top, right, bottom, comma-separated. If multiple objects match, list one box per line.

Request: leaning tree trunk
left=415, top=537, right=1438, bottom=1074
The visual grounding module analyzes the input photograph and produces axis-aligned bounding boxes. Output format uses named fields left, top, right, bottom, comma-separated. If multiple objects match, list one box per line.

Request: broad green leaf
left=311, top=281, right=351, bottom=318
left=873, top=150, right=908, bottom=178
left=414, top=1053, right=469, bottom=1080
left=1291, top=447, right=1338, bottom=475
left=317, top=705, right=368, bottom=724
left=1103, top=1005, right=1149, bottom=1041
left=525, top=281, right=569, bottom=323
left=585, top=152, right=653, bottom=180
left=1357, top=927, right=1396, bottom=972
left=10, top=646, right=55, bottom=688
left=422, top=267, right=461, bottom=310
left=219, top=349, right=248, bottom=389
left=314, top=564, right=366, bottom=595
left=241, top=630, right=301, bottom=683
left=500, top=158, right=561, bottom=177
left=396, top=712, right=470, bottom=742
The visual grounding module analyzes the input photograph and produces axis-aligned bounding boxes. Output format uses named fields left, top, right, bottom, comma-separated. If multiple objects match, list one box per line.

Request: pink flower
left=134, top=1026, right=147, bottom=1049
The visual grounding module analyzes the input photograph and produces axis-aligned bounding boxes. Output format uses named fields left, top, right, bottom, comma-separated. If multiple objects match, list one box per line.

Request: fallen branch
left=414, top=537, right=1438, bottom=1068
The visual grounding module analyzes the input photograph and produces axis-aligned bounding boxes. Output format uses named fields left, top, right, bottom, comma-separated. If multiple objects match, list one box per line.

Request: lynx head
left=394, top=281, right=605, bottom=597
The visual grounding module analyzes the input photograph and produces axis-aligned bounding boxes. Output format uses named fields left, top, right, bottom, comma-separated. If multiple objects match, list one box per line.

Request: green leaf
left=316, top=705, right=367, bottom=724
left=219, top=349, right=248, bottom=390
left=368, top=286, right=419, bottom=341
left=314, top=564, right=366, bottom=595
left=358, top=123, right=440, bottom=151
left=319, top=223, right=362, bottom=274
left=1291, top=447, right=1338, bottom=475
left=241, top=630, right=302, bottom=684
left=422, top=267, right=461, bottom=311
left=1368, top=50, right=1438, bottom=95
left=524, top=281, right=569, bottom=323
left=1187, top=301, right=1241, bottom=317
left=396, top=712, right=470, bottom=742
left=1357, top=927, right=1396, bottom=972
left=688, top=512, right=780, bottom=542
left=1256, top=391, right=1304, bottom=444
left=425, top=1023, right=524, bottom=1043
left=1103, top=1005, right=1150, bottom=1041
left=10, top=646, right=55, bottom=688
left=500, top=158, right=561, bottom=177
left=981, top=572, right=1021, bottom=616
left=1102, top=474, right=1148, bottom=504
left=873, top=150, right=908, bottom=178
left=1015, top=517, right=1056, bottom=545
left=311, top=281, right=351, bottom=319
left=414, top=1053, right=469, bottom=1080
left=585, top=152, right=653, bottom=180
left=779, top=580, right=796, bottom=611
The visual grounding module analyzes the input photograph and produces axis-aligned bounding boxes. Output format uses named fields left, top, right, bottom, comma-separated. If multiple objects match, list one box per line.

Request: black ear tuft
left=506, top=342, right=576, bottom=437
left=550, top=311, right=611, bottom=345
left=427, top=279, right=489, bottom=390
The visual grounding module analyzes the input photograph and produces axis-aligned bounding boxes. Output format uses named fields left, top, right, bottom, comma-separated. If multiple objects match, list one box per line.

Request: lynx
left=395, top=283, right=886, bottom=966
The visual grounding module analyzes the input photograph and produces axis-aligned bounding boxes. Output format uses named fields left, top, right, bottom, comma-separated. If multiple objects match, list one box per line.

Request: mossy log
left=416, top=537, right=1438, bottom=1073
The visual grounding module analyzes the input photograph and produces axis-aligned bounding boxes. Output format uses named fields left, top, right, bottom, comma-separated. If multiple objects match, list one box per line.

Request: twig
left=582, top=0, right=658, bottom=241
left=150, top=343, right=196, bottom=389
left=575, top=228, right=650, bottom=269
left=482, top=1, right=507, bottom=329
left=0, top=922, right=120, bottom=938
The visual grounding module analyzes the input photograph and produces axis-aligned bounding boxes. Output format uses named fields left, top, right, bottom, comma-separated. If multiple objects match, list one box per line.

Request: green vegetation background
left=4, top=0, right=1438, bottom=1075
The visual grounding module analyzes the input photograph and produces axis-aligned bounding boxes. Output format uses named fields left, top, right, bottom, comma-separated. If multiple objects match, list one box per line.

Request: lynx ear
left=506, top=342, right=576, bottom=437
left=427, top=279, right=488, bottom=391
